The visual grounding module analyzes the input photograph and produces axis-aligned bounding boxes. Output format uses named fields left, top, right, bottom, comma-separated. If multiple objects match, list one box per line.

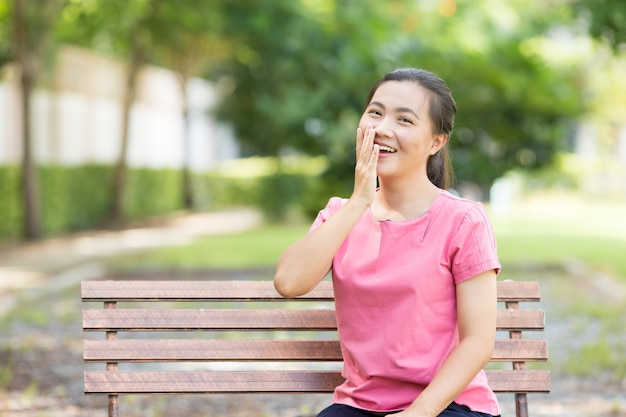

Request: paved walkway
left=0, top=209, right=263, bottom=314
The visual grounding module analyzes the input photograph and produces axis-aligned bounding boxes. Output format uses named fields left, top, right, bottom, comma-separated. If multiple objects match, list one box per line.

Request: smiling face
left=359, top=80, right=448, bottom=181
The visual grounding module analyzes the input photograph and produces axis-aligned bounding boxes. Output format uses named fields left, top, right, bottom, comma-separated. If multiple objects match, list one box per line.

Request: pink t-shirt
left=310, top=190, right=501, bottom=415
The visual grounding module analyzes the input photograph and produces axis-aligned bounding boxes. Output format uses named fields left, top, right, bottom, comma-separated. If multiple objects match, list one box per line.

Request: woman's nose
left=373, top=117, right=392, bottom=137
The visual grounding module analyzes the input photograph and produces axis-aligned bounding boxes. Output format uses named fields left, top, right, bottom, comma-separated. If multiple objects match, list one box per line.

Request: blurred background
left=0, top=0, right=625, bottom=416
left=1, top=0, right=625, bottom=237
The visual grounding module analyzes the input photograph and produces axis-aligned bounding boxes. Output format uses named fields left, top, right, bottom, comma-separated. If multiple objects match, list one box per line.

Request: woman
left=274, top=68, right=501, bottom=417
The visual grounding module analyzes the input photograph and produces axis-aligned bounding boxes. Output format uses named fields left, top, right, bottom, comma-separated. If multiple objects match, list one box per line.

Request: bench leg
left=515, top=393, right=528, bottom=417
left=108, top=394, right=119, bottom=417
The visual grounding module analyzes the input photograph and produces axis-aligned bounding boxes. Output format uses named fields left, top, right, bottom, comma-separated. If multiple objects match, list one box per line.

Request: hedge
left=0, top=162, right=330, bottom=242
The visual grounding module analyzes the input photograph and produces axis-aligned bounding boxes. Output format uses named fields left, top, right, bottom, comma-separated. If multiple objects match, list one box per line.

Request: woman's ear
left=430, top=133, right=448, bottom=155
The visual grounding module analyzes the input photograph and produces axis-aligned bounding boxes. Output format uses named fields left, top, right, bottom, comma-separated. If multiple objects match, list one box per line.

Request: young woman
left=274, top=68, right=501, bottom=417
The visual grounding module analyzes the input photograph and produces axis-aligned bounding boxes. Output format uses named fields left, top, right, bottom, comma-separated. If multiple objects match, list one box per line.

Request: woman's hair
left=365, top=68, right=456, bottom=189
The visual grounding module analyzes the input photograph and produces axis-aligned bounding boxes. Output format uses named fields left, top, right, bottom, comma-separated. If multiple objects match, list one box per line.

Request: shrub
left=0, top=166, right=23, bottom=242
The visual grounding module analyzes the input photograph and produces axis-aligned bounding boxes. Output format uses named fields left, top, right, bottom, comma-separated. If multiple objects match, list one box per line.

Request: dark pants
left=316, top=402, right=499, bottom=417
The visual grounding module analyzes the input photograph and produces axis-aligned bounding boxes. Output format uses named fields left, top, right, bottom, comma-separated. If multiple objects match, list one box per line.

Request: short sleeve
left=309, top=197, right=347, bottom=232
left=449, top=205, right=501, bottom=283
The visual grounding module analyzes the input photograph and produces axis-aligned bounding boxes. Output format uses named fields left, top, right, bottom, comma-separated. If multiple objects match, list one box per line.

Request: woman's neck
left=372, top=177, right=442, bottom=221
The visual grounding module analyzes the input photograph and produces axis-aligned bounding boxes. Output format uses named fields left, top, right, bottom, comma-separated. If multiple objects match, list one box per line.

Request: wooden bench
left=81, top=279, right=549, bottom=417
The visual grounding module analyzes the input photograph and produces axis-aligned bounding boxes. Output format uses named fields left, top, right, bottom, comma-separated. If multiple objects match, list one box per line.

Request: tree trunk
left=111, top=38, right=143, bottom=226
left=180, top=76, right=194, bottom=210
left=14, top=0, right=42, bottom=240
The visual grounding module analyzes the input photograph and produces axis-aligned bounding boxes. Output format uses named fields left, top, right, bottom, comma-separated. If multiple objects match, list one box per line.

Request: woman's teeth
left=378, top=145, right=397, bottom=153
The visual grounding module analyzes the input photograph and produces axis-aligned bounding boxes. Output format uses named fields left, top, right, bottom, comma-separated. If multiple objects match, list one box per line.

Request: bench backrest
left=82, top=280, right=549, bottom=417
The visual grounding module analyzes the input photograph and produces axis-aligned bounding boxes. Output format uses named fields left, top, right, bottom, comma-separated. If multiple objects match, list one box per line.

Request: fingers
left=357, top=125, right=375, bottom=162
left=352, top=125, right=378, bottom=206
left=356, top=127, right=364, bottom=151
left=370, top=143, right=380, bottom=166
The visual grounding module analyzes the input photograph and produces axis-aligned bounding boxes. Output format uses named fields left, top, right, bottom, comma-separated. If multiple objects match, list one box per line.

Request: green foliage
left=4, top=0, right=625, bottom=239
left=209, top=0, right=588, bottom=195
left=0, top=161, right=327, bottom=241
left=255, top=173, right=309, bottom=223
left=205, top=171, right=331, bottom=223
left=55, top=0, right=154, bottom=57
left=192, top=156, right=331, bottom=222
left=0, top=166, right=23, bottom=241
left=39, top=165, right=114, bottom=234
left=573, top=0, right=626, bottom=50
left=0, top=0, right=11, bottom=67
left=124, top=168, right=185, bottom=220
left=193, top=173, right=258, bottom=211
left=0, top=165, right=195, bottom=241
left=213, top=0, right=393, bottom=159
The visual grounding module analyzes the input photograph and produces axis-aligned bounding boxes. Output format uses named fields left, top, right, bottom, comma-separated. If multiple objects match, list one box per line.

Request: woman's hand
left=352, top=125, right=379, bottom=207
left=274, top=126, right=378, bottom=298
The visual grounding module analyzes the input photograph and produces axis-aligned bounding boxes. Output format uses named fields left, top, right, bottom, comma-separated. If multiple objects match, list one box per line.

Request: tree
left=214, top=1, right=401, bottom=157
left=395, top=0, right=583, bottom=195
left=112, top=3, right=154, bottom=226
left=213, top=0, right=584, bottom=197
left=57, top=0, right=234, bottom=216
left=57, top=0, right=158, bottom=225
left=0, top=0, right=11, bottom=67
left=572, top=0, right=626, bottom=50
left=10, top=0, right=68, bottom=240
left=150, top=1, right=232, bottom=210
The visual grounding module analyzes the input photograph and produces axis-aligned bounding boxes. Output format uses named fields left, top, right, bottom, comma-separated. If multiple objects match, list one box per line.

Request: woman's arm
left=274, top=126, right=379, bottom=298
left=393, top=270, right=498, bottom=417
left=274, top=197, right=369, bottom=298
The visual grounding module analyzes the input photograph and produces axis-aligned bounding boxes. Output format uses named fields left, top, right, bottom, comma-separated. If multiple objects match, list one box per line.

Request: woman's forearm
left=274, top=198, right=369, bottom=298
left=275, top=126, right=377, bottom=298
left=399, top=335, right=494, bottom=417
left=395, top=271, right=497, bottom=417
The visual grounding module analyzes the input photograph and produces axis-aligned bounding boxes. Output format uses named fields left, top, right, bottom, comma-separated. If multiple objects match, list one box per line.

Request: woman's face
left=359, top=80, right=447, bottom=180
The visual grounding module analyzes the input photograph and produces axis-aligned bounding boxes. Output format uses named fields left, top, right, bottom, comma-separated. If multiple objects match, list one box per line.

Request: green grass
left=565, top=339, right=626, bottom=379
left=108, top=224, right=309, bottom=271
left=491, top=200, right=626, bottom=281
left=110, top=200, right=626, bottom=283
left=497, top=234, right=626, bottom=278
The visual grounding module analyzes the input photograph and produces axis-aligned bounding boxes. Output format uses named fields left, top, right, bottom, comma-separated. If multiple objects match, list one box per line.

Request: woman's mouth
left=378, top=145, right=397, bottom=153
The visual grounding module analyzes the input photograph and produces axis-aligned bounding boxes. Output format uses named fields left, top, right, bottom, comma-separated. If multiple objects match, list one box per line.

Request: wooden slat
left=81, top=280, right=539, bottom=302
left=84, top=339, right=547, bottom=363
left=485, top=370, right=550, bottom=393
left=491, top=340, right=548, bottom=362
left=84, top=371, right=344, bottom=394
left=84, top=370, right=550, bottom=394
left=81, top=280, right=334, bottom=302
left=83, top=308, right=543, bottom=332
left=84, top=339, right=343, bottom=362
left=496, top=281, right=541, bottom=302
left=496, top=309, right=544, bottom=331
left=83, top=309, right=338, bottom=331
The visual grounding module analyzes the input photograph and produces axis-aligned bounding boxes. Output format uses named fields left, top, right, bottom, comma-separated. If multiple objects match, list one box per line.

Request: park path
left=0, top=208, right=263, bottom=315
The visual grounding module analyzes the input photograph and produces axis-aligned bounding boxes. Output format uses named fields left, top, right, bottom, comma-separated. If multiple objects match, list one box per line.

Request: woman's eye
left=368, top=109, right=382, bottom=116
left=400, top=117, right=413, bottom=124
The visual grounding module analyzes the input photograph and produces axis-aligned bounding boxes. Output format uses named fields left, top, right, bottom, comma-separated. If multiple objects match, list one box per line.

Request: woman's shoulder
left=327, top=196, right=348, bottom=206
left=437, top=190, right=490, bottom=220
left=316, top=196, right=348, bottom=219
